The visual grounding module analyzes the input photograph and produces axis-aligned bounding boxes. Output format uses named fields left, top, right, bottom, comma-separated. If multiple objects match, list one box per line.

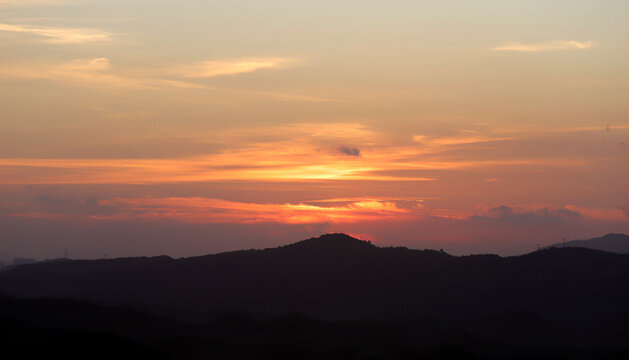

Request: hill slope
left=546, top=233, right=629, bottom=254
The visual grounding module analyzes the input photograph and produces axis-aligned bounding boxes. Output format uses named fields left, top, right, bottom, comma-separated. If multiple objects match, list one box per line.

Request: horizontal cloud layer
left=167, top=58, right=296, bottom=78
left=492, top=40, right=593, bottom=52
left=0, top=23, right=112, bottom=43
left=0, top=0, right=63, bottom=6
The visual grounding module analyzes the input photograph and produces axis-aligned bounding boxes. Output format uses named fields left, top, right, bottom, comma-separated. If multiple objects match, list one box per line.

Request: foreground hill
left=1, top=233, right=628, bottom=348
left=3, top=294, right=628, bottom=360
left=546, top=233, right=629, bottom=254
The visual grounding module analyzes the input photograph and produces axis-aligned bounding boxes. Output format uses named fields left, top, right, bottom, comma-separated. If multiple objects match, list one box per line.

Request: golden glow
left=93, top=197, right=420, bottom=224
left=0, top=122, right=598, bottom=185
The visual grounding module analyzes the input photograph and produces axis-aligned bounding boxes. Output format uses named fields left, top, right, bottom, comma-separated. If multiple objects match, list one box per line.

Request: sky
left=1, top=0, right=628, bottom=261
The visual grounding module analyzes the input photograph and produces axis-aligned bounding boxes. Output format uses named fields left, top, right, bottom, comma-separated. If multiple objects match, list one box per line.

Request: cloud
left=492, top=40, right=593, bottom=52
left=37, top=195, right=72, bottom=204
left=167, top=58, right=296, bottom=78
left=0, top=0, right=63, bottom=6
left=0, top=57, right=323, bottom=100
left=0, top=23, right=112, bottom=43
left=470, top=205, right=581, bottom=224
left=412, top=133, right=514, bottom=147
left=563, top=205, right=628, bottom=221
left=58, top=197, right=419, bottom=224
left=85, top=196, right=98, bottom=206
left=336, top=146, right=361, bottom=157
left=0, top=150, right=435, bottom=184
left=1, top=120, right=598, bottom=185
left=0, top=58, right=207, bottom=90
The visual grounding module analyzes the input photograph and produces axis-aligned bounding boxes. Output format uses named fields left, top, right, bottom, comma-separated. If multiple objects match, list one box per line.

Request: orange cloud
left=1, top=122, right=606, bottom=185
left=93, top=197, right=421, bottom=224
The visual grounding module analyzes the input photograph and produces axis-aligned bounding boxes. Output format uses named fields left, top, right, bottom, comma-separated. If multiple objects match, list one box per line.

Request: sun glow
left=91, top=197, right=421, bottom=224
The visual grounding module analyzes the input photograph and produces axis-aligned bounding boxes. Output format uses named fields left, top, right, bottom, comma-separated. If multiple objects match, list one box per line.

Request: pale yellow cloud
left=168, top=58, right=296, bottom=78
left=0, top=23, right=111, bottom=43
left=0, top=58, right=206, bottom=90
left=0, top=0, right=63, bottom=6
left=0, top=57, right=327, bottom=100
left=412, top=133, right=514, bottom=147
left=492, top=40, right=593, bottom=52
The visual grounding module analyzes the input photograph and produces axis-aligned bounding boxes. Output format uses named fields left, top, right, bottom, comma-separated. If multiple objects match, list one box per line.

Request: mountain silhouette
left=545, top=233, right=629, bottom=254
left=0, top=232, right=628, bottom=349
left=279, top=232, right=376, bottom=252
left=5, top=293, right=627, bottom=360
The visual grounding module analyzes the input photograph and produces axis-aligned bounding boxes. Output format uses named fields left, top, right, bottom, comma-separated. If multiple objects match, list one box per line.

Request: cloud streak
left=0, top=122, right=602, bottom=185
left=0, top=23, right=112, bottom=43
left=8, top=196, right=420, bottom=225
left=492, top=40, right=593, bottom=52
left=412, top=133, right=514, bottom=147
left=0, top=57, right=322, bottom=100
left=92, top=197, right=417, bottom=224
left=0, top=0, right=63, bottom=6
left=0, top=58, right=206, bottom=90
left=168, top=58, right=296, bottom=78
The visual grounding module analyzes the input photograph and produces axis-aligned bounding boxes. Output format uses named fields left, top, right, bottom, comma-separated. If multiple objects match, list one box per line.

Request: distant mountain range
left=545, top=233, right=629, bottom=254
left=1, top=233, right=629, bottom=356
left=1, top=233, right=628, bottom=322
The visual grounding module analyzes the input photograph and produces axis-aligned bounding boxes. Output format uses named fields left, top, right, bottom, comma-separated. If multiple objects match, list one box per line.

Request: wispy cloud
left=471, top=204, right=628, bottom=223
left=6, top=196, right=418, bottom=224
left=0, top=58, right=206, bottom=90
left=0, top=122, right=599, bottom=185
left=168, top=58, right=296, bottom=78
left=0, top=57, right=325, bottom=100
left=0, top=0, right=63, bottom=6
left=492, top=40, right=593, bottom=52
left=89, top=197, right=419, bottom=224
left=0, top=23, right=111, bottom=43
left=412, top=133, right=514, bottom=147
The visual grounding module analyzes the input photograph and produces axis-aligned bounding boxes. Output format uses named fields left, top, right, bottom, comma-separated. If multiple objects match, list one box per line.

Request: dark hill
left=545, top=233, right=629, bottom=254
left=0, top=233, right=628, bottom=348
left=6, top=294, right=627, bottom=359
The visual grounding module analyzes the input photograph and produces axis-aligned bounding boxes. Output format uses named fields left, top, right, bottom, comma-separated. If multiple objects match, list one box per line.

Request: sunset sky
left=1, top=0, right=628, bottom=261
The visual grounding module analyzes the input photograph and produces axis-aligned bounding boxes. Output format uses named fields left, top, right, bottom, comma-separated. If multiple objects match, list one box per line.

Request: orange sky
left=1, top=1, right=628, bottom=260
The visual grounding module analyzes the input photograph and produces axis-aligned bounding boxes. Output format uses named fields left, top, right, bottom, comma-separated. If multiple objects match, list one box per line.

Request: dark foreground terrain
left=2, top=295, right=628, bottom=360
left=1, top=233, right=629, bottom=359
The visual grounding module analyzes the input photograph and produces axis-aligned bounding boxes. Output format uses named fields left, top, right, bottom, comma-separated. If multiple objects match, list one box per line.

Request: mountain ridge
left=545, top=233, right=629, bottom=254
left=1, top=232, right=628, bottom=327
